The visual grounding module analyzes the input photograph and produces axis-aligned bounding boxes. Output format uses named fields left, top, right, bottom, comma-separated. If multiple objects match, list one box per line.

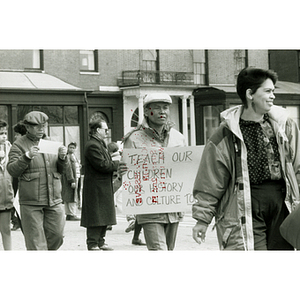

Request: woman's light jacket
left=192, top=105, right=300, bottom=250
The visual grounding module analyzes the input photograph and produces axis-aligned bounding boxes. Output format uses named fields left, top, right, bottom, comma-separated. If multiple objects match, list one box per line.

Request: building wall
left=97, top=49, right=140, bottom=87
left=208, top=50, right=236, bottom=84
left=0, top=49, right=270, bottom=89
left=207, top=49, right=269, bottom=85
left=44, top=49, right=142, bottom=89
left=248, top=49, right=269, bottom=69
left=0, top=50, right=26, bottom=69
left=45, top=50, right=83, bottom=87
left=159, top=50, right=194, bottom=72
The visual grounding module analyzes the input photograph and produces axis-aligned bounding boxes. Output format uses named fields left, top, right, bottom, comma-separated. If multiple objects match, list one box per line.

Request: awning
left=210, top=81, right=300, bottom=95
left=0, top=71, right=83, bottom=91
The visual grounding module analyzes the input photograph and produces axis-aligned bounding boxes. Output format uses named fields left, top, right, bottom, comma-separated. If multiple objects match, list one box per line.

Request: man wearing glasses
left=7, top=111, right=68, bottom=250
left=80, top=119, right=119, bottom=250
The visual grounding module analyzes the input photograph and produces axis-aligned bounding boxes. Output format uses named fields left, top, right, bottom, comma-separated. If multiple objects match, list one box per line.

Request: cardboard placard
left=122, top=146, right=204, bottom=214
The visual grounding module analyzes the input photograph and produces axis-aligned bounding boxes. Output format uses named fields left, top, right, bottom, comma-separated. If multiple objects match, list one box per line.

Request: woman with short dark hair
left=192, top=67, right=300, bottom=250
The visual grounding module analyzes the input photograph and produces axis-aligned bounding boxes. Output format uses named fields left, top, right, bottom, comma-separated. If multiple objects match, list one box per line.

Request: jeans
left=142, top=222, right=179, bottom=250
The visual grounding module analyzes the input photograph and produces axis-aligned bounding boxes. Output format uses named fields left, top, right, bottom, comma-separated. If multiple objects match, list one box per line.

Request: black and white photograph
left=1, top=1, right=299, bottom=299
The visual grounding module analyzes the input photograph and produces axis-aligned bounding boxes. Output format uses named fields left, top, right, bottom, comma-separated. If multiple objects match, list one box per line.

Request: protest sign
left=38, top=139, right=63, bottom=154
left=122, top=145, right=204, bottom=214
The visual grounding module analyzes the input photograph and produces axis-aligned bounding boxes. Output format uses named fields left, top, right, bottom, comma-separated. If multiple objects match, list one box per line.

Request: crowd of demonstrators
left=3, top=69, right=300, bottom=251
left=61, top=142, right=81, bottom=221
left=80, top=119, right=119, bottom=251
left=7, top=111, right=69, bottom=250
left=120, top=93, right=186, bottom=251
left=192, top=67, right=300, bottom=251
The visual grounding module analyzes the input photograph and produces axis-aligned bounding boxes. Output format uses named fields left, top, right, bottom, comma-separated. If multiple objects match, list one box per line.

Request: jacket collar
left=90, top=134, right=107, bottom=148
left=220, top=105, right=288, bottom=140
left=123, top=117, right=174, bottom=145
left=140, top=117, right=174, bottom=144
left=26, top=132, right=41, bottom=142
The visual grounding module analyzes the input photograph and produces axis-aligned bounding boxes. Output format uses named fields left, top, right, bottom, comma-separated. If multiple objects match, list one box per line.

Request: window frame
left=79, top=49, right=98, bottom=73
left=24, top=50, right=44, bottom=71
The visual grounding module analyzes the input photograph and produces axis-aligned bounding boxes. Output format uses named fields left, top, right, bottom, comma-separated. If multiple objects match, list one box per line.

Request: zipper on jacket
left=213, top=135, right=240, bottom=231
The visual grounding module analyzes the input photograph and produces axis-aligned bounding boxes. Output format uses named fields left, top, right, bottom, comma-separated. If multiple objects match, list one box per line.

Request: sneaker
left=88, top=246, right=100, bottom=251
left=99, top=244, right=114, bottom=251
left=125, top=220, right=135, bottom=233
left=132, top=239, right=146, bottom=246
left=11, top=223, right=21, bottom=231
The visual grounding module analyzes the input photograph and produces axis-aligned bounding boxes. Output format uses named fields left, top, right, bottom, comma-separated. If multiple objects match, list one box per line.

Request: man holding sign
left=122, top=93, right=186, bottom=250
left=7, top=111, right=69, bottom=250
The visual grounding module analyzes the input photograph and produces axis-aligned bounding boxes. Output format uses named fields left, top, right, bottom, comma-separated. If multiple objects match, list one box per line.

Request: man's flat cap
left=23, top=111, right=49, bottom=125
left=143, top=93, right=172, bottom=107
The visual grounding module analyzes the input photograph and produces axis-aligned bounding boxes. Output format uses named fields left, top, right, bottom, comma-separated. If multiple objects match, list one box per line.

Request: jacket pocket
left=19, top=172, right=40, bottom=202
left=52, top=172, right=62, bottom=200
left=216, top=218, right=245, bottom=250
left=0, top=175, right=14, bottom=208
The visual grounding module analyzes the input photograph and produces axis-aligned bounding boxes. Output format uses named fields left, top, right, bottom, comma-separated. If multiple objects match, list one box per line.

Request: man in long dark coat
left=80, top=119, right=119, bottom=250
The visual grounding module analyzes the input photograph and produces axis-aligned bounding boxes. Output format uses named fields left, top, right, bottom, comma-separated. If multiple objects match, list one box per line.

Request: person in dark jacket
left=0, top=120, right=14, bottom=250
left=62, top=142, right=80, bottom=221
left=7, top=111, right=68, bottom=250
left=80, top=119, right=119, bottom=250
left=10, top=121, right=27, bottom=231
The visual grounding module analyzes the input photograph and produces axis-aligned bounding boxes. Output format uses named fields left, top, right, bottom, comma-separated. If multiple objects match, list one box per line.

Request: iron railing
left=118, top=70, right=195, bottom=86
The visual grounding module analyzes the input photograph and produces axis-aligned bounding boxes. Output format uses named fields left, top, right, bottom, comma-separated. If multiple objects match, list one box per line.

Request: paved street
left=2, top=212, right=219, bottom=251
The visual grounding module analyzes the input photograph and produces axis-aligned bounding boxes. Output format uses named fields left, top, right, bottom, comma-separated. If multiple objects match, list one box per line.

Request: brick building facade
left=1, top=49, right=300, bottom=163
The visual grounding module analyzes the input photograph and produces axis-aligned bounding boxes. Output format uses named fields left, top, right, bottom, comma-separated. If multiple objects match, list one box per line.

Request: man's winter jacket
left=7, top=133, right=68, bottom=207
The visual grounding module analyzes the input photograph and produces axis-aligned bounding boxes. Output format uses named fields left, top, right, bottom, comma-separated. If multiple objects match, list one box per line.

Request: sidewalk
left=2, top=213, right=219, bottom=251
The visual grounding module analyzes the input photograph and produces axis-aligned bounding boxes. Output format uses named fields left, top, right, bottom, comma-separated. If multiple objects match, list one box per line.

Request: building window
left=130, top=108, right=139, bottom=127
left=24, top=50, right=43, bottom=70
left=0, top=106, right=8, bottom=122
left=234, top=50, right=247, bottom=80
left=141, top=50, right=157, bottom=71
left=203, top=105, right=223, bottom=142
left=80, top=50, right=98, bottom=72
left=193, top=50, right=206, bottom=85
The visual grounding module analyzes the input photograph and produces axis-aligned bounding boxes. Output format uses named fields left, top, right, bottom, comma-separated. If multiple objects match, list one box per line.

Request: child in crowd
left=0, top=120, right=14, bottom=250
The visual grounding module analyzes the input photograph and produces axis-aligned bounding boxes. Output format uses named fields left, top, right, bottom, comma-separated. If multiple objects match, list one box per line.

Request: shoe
left=88, top=246, right=100, bottom=251
left=125, top=220, right=135, bottom=233
left=132, top=239, right=146, bottom=246
left=66, top=215, right=81, bottom=221
left=99, top=244, right=114, bottom=251
left=11, top=223, right=21, bottom=231
left=107, top=225, right=113, bottom=230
